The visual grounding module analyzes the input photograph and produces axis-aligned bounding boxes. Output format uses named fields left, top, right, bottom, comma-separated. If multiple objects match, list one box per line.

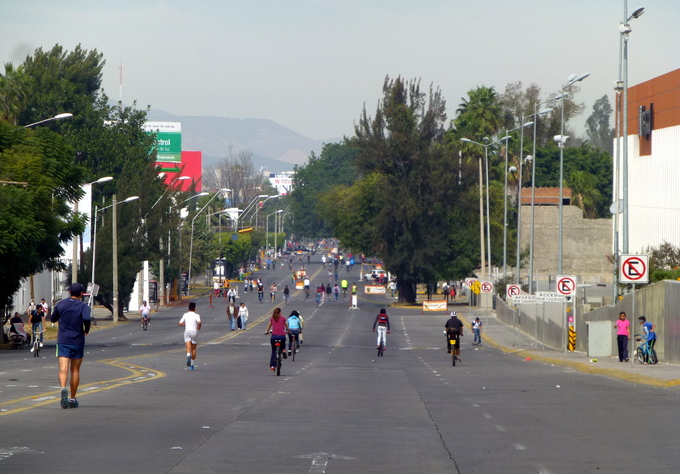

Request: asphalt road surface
left=2, top=259, right=680, bottom=473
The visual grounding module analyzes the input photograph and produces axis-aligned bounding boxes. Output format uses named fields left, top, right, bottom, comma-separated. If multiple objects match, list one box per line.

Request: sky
left=2, top=0, right=680, bottom=142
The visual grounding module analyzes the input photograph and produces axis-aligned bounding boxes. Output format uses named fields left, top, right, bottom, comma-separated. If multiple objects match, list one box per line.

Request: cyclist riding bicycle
left=287, top=310, right=304, bottom=355
left=372, top=308, right=391, bottom=349
left=265, top=308, right=288, bottom=372
left=140, top=300, right=151, bottom=328
left=445, top=312, right=464, bottom=362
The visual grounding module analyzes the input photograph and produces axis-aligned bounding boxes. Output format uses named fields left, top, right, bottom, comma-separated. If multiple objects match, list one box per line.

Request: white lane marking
left=514, top=443, right=527, bottom=450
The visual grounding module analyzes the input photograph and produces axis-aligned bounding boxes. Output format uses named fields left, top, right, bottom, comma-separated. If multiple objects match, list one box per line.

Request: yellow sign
left=470, top=280, right=481, bottom=295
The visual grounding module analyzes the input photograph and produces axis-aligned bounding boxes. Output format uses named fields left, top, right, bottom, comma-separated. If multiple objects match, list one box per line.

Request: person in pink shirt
left=615, top=311, right=631, bottom=362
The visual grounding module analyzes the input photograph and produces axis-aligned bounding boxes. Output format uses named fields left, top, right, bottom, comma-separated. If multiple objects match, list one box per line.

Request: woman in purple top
left=265, top=308, right=289, bottom=371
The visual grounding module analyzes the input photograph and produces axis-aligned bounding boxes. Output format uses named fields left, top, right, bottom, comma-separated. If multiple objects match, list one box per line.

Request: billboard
left=269, top=172, right=294, bottom=196
left=158, top=151, right=202, bottom=192
left=143, top=121, right=182, bottom=163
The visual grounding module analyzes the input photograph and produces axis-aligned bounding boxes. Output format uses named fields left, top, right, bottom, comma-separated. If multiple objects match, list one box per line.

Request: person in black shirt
left=445, top=312, right=464, bottom=362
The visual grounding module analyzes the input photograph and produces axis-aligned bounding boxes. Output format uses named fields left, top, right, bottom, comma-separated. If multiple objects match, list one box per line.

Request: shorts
left=184, top=330, right=198, bottom=344
left=57, top=344, right=85, bottom=359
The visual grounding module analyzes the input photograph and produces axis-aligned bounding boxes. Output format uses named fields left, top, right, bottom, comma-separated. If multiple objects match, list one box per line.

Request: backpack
left=288, top=315, right=301, bottom=330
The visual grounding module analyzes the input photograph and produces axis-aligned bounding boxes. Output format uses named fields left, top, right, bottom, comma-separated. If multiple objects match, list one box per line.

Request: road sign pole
left=562, top=301, right=567, bottom=354
left=631, top=283, right=636, bottom=367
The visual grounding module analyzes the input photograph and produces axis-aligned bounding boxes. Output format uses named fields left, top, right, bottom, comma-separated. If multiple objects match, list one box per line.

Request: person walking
left=227, top=301, right=238, bottom=330
left=265, top=307, right=288, bottom=372
left=615, top=312, right=631, bottom=362
left=238, top=302, right=249, bottom=331
left=179, top=301, right=201, bottom=370
left=50, top=282, right=91, bottom=409
left=471, top=317, right=483, bottom=345
left=283, top=285, right=290, bottom=304
left=270, top=283, right=278, bottom=303
left=333, top=284, right=340, bottom=302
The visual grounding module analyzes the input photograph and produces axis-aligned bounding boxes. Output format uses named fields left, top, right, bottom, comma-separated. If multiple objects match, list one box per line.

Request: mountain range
left=146, top=110, right=340, bottom=173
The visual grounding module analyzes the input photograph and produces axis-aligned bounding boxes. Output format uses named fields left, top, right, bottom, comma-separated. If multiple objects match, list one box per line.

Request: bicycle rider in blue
left=638, top=316, right=657, bottom=349
left=287, top=310, right=303, bottom=355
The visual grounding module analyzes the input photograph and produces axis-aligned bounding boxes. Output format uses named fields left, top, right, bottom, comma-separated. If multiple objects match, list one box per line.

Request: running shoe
left=270, top=367, right=275, bottom=372
left=69, top=398, right=79, bottom=408
left=186, top=355, right=191, bottom=367
left=190, top=365, right=195, bottom=370
left=288, top=350, right=292, bottom=356
left=60, top=387, right=69, bottom=409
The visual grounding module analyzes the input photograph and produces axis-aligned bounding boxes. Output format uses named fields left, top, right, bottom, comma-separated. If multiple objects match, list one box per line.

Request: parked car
left=364, top=269, right=387, bottom=281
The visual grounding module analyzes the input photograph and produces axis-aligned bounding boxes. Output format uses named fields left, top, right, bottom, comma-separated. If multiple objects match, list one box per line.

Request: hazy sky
left=3, top=1, right=679, bottom=141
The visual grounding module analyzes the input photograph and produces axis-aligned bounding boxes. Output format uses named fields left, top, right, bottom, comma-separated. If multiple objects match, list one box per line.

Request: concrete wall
left=500, top=280, right=680, bottom=364
left=520, top=205, right=613, bottom=285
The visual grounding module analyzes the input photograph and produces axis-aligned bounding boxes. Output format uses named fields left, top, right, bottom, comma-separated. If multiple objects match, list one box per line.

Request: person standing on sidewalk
left=471, top=317, right=483, bottom=346
left=615, top=312, right=631, bottom=362
left=51, top=282, right=91, bottom=409
left=179, top=301, right=201, bottom=370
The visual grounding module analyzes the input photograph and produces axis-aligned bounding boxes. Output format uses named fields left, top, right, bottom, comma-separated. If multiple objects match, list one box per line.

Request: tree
left=203, top=150, right=260, bottom=207
left=0, top=123, right=85, bottom=312
left=341, top=76, right=456, bottom=303
left=586, top=94, right=614, bottom=154
left=290, top=142, right=359, bottom=238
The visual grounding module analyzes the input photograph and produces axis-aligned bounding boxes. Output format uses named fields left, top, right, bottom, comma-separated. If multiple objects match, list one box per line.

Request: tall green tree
left=586, top=94, right=614, bottom=154
left=340, top=76, right=456, bottom=303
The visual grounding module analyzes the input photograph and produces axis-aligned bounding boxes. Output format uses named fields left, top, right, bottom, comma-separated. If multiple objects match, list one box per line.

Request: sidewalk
left=456, top=305, right=680, bottom=388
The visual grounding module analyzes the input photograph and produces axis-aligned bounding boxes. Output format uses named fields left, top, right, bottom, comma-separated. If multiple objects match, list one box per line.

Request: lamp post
left=557, top=73, right=590, bottom=275
left=73, top=176, right=114, bottom=284
left=528, top=105, right=554, bottom=293
left=461, top=138, right=493, bottom=279
left=266, top=210, right=283, bottom=256
left=188, top=189, right=230, bottom=290
left=174, top=192, right=208, bottom=299
left=621, top=4, right=645, bottom=255
left=239, top=194, right=269, bottom=227
left=91, top=195, right=138, bottom=321
left=253, top=195, right=281, bottom=227
left=24, top=112, right=73, bottom=128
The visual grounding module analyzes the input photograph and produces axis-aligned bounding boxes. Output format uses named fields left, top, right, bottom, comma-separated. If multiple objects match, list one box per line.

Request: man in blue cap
left=51, top=282, right=91, bottom=408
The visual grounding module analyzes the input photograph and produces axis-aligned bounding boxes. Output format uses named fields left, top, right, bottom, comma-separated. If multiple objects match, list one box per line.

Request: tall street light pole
left=557, top=73, right=590, bottom=276
left=188, top=189, right=230, bottom=290
left=104, top=195, right=139, bottom=323
left=461, top=138, right=493, bottom=280
left=512, top=119, right=535, bottom=285
left=174, top=192, right=208, bottom=298
left=528, top=104, right=554, bottom=293
left=23, top=112, right=73, bottom=128
left=621, top=3, right=645, bottom=255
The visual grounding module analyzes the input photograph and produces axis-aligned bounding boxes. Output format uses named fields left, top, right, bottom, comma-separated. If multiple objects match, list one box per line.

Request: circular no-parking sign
left=619, top=255, right=649, bottom=284
left=481, top=281, right=493, bottom=293
left=556, top=276, right=577, bottom=296
left=506, top=284, right=521, bottom=298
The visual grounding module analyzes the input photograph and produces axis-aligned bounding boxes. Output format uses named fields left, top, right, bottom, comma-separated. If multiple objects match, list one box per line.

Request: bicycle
left=288, top=331, right=300, bottom=361
left=447, top=330, right=461, bottom=366
left=634, top=334, right=658, bottom=365
left=375, top=328, right=388, bottom=357
left=141, top=314, right=149, bottom=331
left=266, top=332, right=285, bottom=376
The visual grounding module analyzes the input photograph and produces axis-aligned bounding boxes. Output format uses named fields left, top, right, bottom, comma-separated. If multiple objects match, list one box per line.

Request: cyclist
left=265, top=308, right=288, bottom=372
left=29, top=304, right=45, bottom=352
left=287, top=310, right=304, bottom=355
left=372, top=308, right=391, bottom=349
left=140, top=300, right=151, bottom=328
left=445, top=312, right=464, bottom=362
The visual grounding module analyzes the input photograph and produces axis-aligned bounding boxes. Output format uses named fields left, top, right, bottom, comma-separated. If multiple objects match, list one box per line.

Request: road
left=2, top=259, right=680, bottom=473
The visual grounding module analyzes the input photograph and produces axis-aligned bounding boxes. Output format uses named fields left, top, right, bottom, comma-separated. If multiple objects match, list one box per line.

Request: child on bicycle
left=638, top=316, right=657, bottom=348
left=286, top=310, right=303, bottom=355
left=372, top=309, right=391, bottom=349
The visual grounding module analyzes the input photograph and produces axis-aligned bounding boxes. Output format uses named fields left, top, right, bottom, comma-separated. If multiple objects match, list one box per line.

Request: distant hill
left=146, top=110, right=340, bottom=173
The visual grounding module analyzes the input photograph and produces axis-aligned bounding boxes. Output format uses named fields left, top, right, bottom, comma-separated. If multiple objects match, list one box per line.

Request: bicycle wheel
left=636, top=347, right=645, bottom=364
left=34, top=340, right=40, bottom=357
left=276, top=347, right=282, bottom=376
left=143, top=319, right=148, bottom=331
left=649, top=348, right=658, bottom=364
left=450, top=339, right=457, bottom=366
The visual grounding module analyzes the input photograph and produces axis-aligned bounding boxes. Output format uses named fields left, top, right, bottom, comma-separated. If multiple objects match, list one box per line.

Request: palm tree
left=0, top=63, right=28, bottom=124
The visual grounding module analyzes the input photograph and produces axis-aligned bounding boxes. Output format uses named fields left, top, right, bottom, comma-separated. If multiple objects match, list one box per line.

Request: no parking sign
left=619, top=255, right=649, bottom=284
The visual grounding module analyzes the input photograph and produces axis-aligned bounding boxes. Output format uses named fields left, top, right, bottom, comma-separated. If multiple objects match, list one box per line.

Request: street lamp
left=621, top=4, right=645, bottom=255
left=174, top=192, right=209, bottom=298
left=187, top=189, right=230, bottom=290
left=528, top=105, right=554, bottom=293
left=266, top=210, right=283, bottom=255
left=238, top=194, right=269, bottom=229
left=461, top=137, right=493, bottom=280
left=90, top=195, right=138, bottom=322
left=557, top=72, right=589, bottom=276
left=24, top=112, right=73, bottom=128
left=252, top=195, right=281, bottom=227
left=73, top=176, right=114, bottom=284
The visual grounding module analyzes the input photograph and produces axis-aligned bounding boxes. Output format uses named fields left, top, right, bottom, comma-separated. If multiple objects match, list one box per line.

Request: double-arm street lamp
left=461, top=138, right=493, bottom=280
left=266, top=210, right=283, bottom=255
left=90, top=195, right=139, bottom=322
left=187, top=189, right=230, bottom=290
left=556, top=72, right=589, bottom=275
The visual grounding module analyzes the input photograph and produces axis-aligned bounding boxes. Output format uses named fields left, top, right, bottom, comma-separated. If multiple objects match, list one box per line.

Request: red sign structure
left=481, top=281, right=493, bottom=293
left=620, top=255, right=649, bottom=284
left=506, top=284, right=521, bottom=297
left=556, top=276, right=576, bottom=296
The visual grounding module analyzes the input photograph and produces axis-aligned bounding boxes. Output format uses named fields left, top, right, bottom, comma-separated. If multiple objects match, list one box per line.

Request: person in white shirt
left=140, top=300, right=151, bottom=327
left=179, top=302, right=201, bottom=369
left=238, top=302, right=249, bottom=331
